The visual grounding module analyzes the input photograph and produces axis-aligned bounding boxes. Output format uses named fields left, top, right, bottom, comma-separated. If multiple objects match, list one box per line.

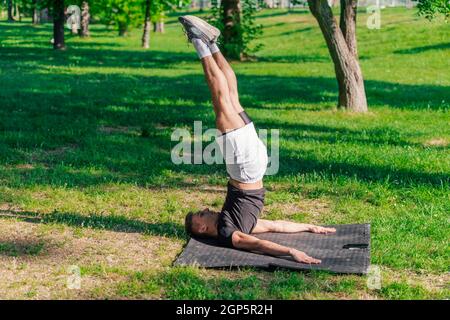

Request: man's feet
left=178, top=15, right=220, bottom=44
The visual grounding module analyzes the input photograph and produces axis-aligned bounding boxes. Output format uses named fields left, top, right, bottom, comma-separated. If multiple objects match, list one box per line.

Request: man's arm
left=252, top=219, right=336, bottom=234
left=231, top=231, right=321, bottom=264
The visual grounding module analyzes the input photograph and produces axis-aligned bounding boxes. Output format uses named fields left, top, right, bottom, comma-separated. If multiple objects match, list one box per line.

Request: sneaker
left=178, top=15, right=220, bottom=44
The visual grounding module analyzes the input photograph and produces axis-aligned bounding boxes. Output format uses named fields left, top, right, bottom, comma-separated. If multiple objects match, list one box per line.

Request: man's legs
left=252, top=219, right=337, bottom=234
left=208, top=44, right=244, bottom=114
left=192, top=39, right=245, bottom=133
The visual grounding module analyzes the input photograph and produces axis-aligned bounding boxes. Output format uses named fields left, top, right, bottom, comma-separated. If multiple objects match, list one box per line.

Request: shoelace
left=181, top=26, right=191, bottom=45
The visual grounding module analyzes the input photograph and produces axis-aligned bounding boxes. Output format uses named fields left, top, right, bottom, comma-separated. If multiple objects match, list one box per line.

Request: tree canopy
left=417, top=0, right=450, bottom=20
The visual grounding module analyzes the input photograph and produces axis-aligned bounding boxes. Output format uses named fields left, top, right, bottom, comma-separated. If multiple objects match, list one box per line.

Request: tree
left=152, top=0, right=165, bottom=33
left=211, top=0, right=262, bottom=60
left=7, top=0, right=14, bottom=21
left=143, top=0, right=189, bottom=47
left=142, top=0, right=151, bottom=48
left=80, top=1, right=90, bottom=37
left=53, top=0, right=65, bottom=49
left=307, top=0, right=368, bottom=112
left=96, top=0, right=143, bottom=36
left=222, top=0, right=242, bottom=58
left=3, top=0, right=43, bottom=24
left=151, top=0, right=188, bottom=33
left=32, top=0, right=40, bottom=24
left=417, top=0, right=449, bottom=20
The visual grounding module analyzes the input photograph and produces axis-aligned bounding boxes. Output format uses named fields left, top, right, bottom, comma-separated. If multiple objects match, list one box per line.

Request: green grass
left=0, top=241, right=45, bottom=256
left=0, top=8, right=449, bottom=299
left=115, top=268, right=359, bottom=299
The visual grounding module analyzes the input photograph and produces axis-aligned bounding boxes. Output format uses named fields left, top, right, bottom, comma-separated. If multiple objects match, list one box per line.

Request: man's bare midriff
left=229, top=178, right=263, bottom=190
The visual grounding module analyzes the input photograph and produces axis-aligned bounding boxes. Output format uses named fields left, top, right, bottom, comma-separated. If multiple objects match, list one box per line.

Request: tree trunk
left=340, top=0, right=358, bottom=57
left=80, top=1, right=90, bottom=37
left=329, top=0, right=339, bottom=6
left=153, top=20, right=165, bottom=33
left=53, top=0, right=65, bottom=50
left=222, top=0, right=242, bottom=59
left=32, top=0, right=40, bottom=24
left=15, top=2, right=20, bottom=21
left=40, top=8, right=49, bottom=22
left=7, top=0, right=14, bottom=22
left=307, top=0, right=367, bottom=112
left=141, top=0, right=151, bottom=48
left=118, top=22, right=128, bottom=36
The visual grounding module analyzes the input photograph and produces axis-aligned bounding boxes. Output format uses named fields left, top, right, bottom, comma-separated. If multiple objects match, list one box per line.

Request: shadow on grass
left=0, top=210, right=185, bottom=239
left=261, top=26, right=315, bottom=40
left=0, top=70, right=448, bottom=188
left=394, top=42, right=450, bottom=54
left=4, top=39, right=126, bottom=49
left=0, top=46, right=196, bottom=70
left=276, top=155, right=449, bottom=187
left=0, top=239, right=45, bottom=257
left=257, top=53, right=328, bottom=63
left=256, top=9, right=309, bottom=19
left=256, top=120, right=418, bottom=148
left=0, top=26, right=448, bottom=110
left=0, top=24, right=448, bottom=190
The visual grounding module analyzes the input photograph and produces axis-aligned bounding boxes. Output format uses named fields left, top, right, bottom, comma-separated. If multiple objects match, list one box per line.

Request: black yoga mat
left=174, top=223, right=370, bottom=274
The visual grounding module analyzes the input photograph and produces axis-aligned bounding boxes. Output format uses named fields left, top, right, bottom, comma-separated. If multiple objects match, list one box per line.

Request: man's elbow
left=232, top=233, right=248, bottom=248
left=232, top=233, right=260, bottom=250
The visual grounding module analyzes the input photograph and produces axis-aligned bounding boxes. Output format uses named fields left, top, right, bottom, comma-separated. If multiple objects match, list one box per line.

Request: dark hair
left=185, top=211, right=195, bottom=237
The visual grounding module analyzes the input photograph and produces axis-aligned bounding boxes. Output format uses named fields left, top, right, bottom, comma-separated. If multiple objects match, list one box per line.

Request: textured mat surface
left=174, top=224, right=370, bottom=274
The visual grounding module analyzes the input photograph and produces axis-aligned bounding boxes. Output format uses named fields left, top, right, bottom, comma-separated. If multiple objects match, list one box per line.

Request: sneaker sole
left=179, top=16, right=220, bottom=43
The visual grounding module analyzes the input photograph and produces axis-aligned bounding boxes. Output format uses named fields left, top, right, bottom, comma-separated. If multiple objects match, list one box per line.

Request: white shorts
left=216, top=122, right=268, bottom=183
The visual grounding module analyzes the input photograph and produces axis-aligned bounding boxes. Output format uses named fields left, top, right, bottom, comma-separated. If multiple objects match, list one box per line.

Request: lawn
left=0, top=7, right=449, bottom=299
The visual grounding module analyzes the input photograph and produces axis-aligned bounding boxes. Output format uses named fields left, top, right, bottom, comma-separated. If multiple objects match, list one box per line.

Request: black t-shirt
left=217, top=182, right=266, bottom=248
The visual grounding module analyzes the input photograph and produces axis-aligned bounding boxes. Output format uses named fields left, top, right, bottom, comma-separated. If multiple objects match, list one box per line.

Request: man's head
left=185, top=208, right=219, bottom=238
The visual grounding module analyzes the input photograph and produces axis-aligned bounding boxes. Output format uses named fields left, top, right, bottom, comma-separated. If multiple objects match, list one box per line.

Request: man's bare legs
left=200, top=50, right=263, bottom=190
left=252, top=219, right=337, bottom=234
left=200, top=55, right=245, bottom=133
left=189, top=38, right=261, bottom=189
left=202, top=45, right=265, bottom=190
left=210, top=51, right=244, bottom=114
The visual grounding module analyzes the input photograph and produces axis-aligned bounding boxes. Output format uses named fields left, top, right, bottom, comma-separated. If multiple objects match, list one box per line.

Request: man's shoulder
left=217, top=212, right=238, bottom=248
left=217, top=210, right=236, bottom=230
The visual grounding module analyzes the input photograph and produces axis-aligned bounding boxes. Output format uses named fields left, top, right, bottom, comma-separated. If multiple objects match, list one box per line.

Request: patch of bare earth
left=264, top=198, right=331, bottom=220
left=98, top=126, right=139, bottom=134
left=24, top=144, right=79, bottom=164
left=0, top=206, right=182, bottom=299
left=13, top=164, right=35, bottom=170
left=423, top=138, right=448, bottom=147
left=44, top=144, right=78, bottom=157
left=383, top=267, right=450, bottom=292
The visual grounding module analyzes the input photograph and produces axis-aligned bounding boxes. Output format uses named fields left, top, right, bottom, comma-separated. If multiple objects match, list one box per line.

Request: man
left=179, top=16, right=336, bottom=264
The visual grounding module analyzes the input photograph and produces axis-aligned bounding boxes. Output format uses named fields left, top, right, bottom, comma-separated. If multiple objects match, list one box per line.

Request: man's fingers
left=292, top=250, right=321, bottom=264
left=312, top=227, right=337, bottom=234
left=302, top=255, right=321, bottom=264
left=308, top=257, right=321, bottom=264
left=305, top=259, right=320, bottom=264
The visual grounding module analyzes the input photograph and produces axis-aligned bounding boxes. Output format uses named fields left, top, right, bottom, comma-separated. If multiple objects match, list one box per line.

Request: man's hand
left=308, top=225, right=336, bottom=234
left=289, top=248, right=321, bottom=264
left=232, top=231, right=322, bottom=265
